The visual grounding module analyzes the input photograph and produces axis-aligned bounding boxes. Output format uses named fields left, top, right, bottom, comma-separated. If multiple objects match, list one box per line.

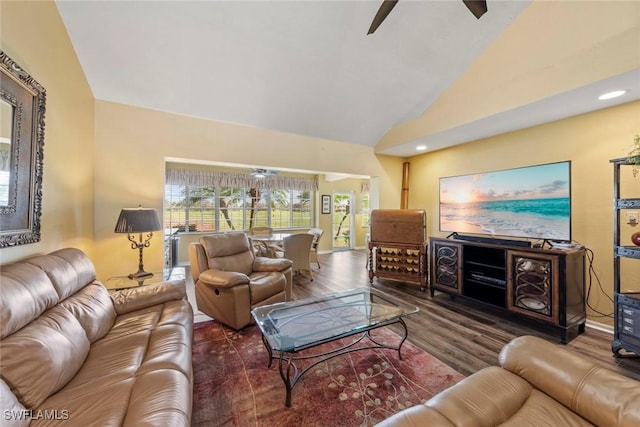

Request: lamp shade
left=114, top=207, right=161, bottom=234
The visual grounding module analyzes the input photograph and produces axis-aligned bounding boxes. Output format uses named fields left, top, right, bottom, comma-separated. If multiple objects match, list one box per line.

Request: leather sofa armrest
left=253, top=257, right=293, bottom=272
left=500, top=335, right=640, bottom=427
left=199, top=269, right=250, bottom=288
left=189, top=242, right=208, bottom=283
left=111, top=280, right=187, bottom=315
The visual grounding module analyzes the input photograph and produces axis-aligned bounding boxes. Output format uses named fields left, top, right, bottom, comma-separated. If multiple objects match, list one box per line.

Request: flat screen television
left=439, top=161, right=571, bottom=242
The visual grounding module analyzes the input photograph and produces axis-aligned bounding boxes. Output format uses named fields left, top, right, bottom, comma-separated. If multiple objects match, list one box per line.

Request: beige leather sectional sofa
left=377, top=335, right=640, bottom=427
left=0, top=248, right=193, bottom=426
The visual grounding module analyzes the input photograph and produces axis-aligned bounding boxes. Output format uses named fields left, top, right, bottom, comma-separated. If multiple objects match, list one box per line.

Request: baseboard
left=586, top=320, right=614, bottom=334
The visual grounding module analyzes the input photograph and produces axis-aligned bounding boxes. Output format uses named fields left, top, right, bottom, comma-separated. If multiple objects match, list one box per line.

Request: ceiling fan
left=251, top=168, right=278, bottom=178
left=367, top=0, right=488, bottom=35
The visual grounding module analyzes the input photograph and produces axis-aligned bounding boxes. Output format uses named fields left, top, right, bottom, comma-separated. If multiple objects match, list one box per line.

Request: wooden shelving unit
left=611, top=158, right=640, bottom=357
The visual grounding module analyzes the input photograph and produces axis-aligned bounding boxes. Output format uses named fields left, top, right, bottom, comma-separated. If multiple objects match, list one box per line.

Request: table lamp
left=114, top=206, right=161, bottom=279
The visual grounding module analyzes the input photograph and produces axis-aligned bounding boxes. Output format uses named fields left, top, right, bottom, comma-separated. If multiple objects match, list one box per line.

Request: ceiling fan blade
left=367, top=0, right=399, bottom=35
left=462, top=0, right=488, bottom=19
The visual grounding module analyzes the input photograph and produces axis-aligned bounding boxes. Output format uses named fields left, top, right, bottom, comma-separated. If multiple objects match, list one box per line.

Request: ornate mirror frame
left=0, top=51, right=46, bottom=247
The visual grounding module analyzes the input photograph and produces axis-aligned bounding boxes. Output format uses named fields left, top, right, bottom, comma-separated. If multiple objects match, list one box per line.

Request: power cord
left=535, top=239, right=614, bottom=318
left=583, top=245, right=614, bottom=318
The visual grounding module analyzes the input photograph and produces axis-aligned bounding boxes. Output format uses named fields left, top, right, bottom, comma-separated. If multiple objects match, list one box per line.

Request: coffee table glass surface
left=252, top=287, right=418, bottom=353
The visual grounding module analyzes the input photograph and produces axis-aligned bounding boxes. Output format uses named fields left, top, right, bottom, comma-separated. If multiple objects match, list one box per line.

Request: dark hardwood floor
left=291, top=249, right=640, bottom=381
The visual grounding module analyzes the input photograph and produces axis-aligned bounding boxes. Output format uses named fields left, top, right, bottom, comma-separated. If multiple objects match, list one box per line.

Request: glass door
left=332, top=192, right=354, bottom=250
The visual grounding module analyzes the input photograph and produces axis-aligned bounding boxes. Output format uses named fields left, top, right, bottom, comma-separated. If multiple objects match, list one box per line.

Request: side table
left=105, top=267, right=185, bottom=291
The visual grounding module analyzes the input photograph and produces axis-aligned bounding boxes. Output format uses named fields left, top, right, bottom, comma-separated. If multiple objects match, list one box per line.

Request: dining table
left=250, top=233, right=292, bottom=257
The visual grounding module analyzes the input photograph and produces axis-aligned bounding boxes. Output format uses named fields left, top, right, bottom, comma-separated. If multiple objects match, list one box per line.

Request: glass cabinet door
left=507, top=251, right=559, bottom=324
left=431, top=241, right=462, bottom=294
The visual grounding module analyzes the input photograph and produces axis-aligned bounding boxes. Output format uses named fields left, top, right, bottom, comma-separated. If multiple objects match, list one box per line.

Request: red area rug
left=191, top=320, right=464, bottom=426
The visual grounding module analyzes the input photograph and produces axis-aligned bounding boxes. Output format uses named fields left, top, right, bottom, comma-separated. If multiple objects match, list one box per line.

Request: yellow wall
left=407, top=101, right=640, bottom=326
left=94, top=101, right=403, bottom=279
left=0, top=0, right=95, bottom=264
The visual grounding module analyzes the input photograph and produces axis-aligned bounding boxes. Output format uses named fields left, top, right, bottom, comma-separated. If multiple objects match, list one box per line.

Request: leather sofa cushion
left=248, top=271, right=287, bottom=304
left=59, top=282, right=116, bottom=343
left=376, top=404, right=453, bottom=426
left=0, top=248, right=100, bottom=340
left=24, top=248, right=97, bottom=300
left=119, top=369, right=192, bottom=425
left=377, top=366, right=594, bottom=427
left=35, top=369, right=191, bottom=427
left=424, top=366, right=534, bottom=425
left=501, top=389, right=593, bottom=426
left=200, top=233, right=255, bottom=275
left=500, top=335, right=640, bottom=427
left=34, top=299, right=193, bottom=425
left=1, top=305, right=90, bottom=408
left=0, top=263, right=59, bottom=339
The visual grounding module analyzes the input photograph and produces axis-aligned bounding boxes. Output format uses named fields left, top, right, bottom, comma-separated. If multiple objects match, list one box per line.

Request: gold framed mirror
left=0, top=51, right=46, bottom=247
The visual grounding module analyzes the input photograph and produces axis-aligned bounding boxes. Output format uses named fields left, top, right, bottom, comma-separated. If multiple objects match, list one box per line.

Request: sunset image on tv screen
left=439, top=162, right=571, bottom=241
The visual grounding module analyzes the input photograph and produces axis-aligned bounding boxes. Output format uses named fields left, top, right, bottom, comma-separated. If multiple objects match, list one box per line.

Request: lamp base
left=128, top=270, right=154, bottom=280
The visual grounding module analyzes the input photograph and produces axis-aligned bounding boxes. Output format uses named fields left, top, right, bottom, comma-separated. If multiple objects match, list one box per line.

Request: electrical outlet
left=627, top=212, right=638, bottom=225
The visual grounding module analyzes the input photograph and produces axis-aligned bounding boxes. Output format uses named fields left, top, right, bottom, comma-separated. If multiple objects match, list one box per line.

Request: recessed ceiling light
left=598, top=90, right=627, bottom=100
left=416, top=145, right=427, bottom=151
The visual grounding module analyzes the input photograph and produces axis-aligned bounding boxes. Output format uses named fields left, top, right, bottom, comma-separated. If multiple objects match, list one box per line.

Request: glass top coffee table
left=251, top=287, right=419, bottom=407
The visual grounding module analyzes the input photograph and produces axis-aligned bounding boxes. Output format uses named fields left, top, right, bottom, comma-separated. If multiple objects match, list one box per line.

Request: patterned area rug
left=192, top=320, right=464, bottom=426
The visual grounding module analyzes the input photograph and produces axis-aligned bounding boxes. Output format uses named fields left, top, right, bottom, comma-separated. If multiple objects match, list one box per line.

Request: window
left=361, top=191, right=370, bottom=227
left=164, top=168, right=317, bottom=233
left=219, top=186, right=245, bottom=231
left=165, top=184, right=216, bottom=232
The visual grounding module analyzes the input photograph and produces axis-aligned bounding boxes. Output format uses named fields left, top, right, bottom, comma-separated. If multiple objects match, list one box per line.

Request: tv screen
left=439, top=161, right=571, bottom=241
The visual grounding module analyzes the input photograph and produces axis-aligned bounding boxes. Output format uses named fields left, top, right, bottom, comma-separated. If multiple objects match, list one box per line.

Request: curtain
left=166, top=167, right=318, bottom=192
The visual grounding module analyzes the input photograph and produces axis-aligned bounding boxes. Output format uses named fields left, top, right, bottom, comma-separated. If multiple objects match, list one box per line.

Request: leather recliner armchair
left=189, top=232, right=293, bottom=330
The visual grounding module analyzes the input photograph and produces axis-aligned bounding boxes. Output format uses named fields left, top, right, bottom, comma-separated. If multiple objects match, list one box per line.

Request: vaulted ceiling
left=56, top=1, right=640, bottom=158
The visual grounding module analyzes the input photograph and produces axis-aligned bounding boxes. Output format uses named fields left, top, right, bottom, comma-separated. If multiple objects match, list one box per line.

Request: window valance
left=166, top=167, right=318, bottom=192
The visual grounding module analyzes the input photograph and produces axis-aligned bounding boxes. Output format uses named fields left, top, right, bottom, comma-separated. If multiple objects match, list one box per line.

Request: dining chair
left=249, top=226, right=272, bottom=235
left=308, top=228, right=324, bottom=269
left=249, top=226, right=280, bottom=257
left=281, top=233, right=315, bottom=283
